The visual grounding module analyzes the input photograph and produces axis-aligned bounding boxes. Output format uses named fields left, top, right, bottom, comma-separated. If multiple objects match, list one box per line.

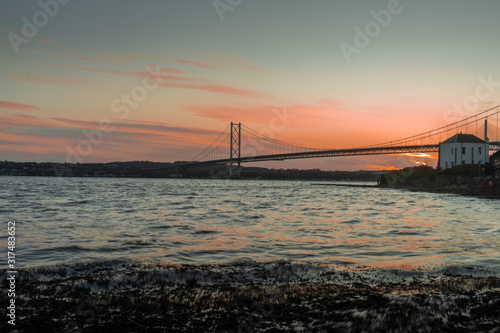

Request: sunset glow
left=2, top=1, right=500, bottom=170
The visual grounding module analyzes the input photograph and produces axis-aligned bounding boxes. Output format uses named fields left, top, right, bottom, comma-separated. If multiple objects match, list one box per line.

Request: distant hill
left=0, top=160, right=380, bottom=181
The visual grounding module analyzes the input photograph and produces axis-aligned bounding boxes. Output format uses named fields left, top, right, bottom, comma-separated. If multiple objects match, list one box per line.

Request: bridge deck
left=146, top=141, right=499, bottom=172
left=180, top=144, right=440, bottom=168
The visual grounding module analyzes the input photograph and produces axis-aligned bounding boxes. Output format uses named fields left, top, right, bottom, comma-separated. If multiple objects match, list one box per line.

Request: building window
left=445, top=162, right=448, bottom=169
left=451, top=149, right=453, bottom=154
left=462, top=160, right=466, bottom=164
left=451, top=162, right=454, bottom=167
left=478, top=147, right=482, bottom=155
left=462, top=147, right=466, bottom=154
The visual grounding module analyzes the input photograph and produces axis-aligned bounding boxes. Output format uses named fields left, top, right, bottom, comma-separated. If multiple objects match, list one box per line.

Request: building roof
left=441, top=133, right=486, bottom=144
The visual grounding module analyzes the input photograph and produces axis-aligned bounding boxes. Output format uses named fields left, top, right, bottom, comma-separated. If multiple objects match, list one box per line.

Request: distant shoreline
left=312, top=183, right=377, bottom=188
left=0, top=161, right=381, bottom=181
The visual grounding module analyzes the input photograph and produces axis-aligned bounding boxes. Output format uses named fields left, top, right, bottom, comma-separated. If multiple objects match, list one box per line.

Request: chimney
left=485, top=119, right=489, bottom=143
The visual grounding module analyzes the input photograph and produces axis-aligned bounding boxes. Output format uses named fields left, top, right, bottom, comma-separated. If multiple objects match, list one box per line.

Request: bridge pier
left=228, top=164, right=241, bottom=178
left=229, top=122, right=241, bottom=178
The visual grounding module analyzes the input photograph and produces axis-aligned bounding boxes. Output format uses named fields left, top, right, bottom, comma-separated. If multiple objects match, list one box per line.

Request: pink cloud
left=52, top=117, right=219, bottom=138
left=172, top=58, right=212, bottom=69
left=60, top=62, right=275, bottom=99
left=0, top=101, right=36, bottom=110
left=37, top=39, right=64, bottom=48
left=158, top=66, right=186, bottom=75
left=0, top=114, right=222, bottom=162
left=60, top=64, right=190, bottom=81
left=122, top=119, right=170, bottom=126
left=62, top=50, right=147, bottom=65
left=0, top=114, right=216, bottom=140
left=188, top=101, right=358, bottom=126
left=0, top=114, right=67, bottom=130
left=9, top=73, right=87, bottom=85
left=60, top=65, right=148, bottom=78
left=167, top=52, right=276, bottom=74
left=162, top=82, right=274, bottom=99
left=96, top=52, right=145, bottom=64
left=0, top=131, right=74, bottom=147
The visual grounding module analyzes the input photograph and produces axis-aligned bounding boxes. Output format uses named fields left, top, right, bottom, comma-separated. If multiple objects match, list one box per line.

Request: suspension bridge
left=152, top=105, right=500, bottom=177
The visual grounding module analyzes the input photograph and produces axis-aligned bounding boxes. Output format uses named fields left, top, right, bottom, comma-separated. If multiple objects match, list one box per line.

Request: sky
left=1, top=0, right=500, bottom=171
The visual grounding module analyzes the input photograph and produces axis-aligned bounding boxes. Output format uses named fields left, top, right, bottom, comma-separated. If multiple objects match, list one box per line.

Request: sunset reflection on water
left=1, top=177, right=499, bottom=272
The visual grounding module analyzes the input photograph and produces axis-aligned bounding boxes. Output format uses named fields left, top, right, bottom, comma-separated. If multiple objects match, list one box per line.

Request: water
left=1, top=176, right=499, bottom=272
left=2, top=176, right=500, bottom=331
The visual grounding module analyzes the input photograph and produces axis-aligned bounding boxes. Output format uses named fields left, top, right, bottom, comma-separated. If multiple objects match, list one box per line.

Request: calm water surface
left=1, top=176, right=499, bottom=273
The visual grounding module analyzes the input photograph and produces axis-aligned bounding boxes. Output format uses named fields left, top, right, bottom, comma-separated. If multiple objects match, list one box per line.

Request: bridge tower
left=229, top=122, right=241, bottom=178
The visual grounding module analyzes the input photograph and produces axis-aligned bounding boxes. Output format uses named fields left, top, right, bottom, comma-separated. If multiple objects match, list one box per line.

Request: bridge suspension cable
left=189, top=105, right=499, bottom=165
left=240, top=124, right=317, bottom=156
left=191, top=124, right=230, bottom=162
left=364, top=105, right=500, bottom=148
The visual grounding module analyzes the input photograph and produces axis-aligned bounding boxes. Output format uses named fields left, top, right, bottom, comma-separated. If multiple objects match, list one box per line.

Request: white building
left=438, top=133, right=489, bottom=170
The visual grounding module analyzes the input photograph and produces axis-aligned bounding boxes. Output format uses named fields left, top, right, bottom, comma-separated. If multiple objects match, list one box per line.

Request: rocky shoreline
left=377, top=166, right=500, bottom=198
left=1, top=262, right=500, bottom=332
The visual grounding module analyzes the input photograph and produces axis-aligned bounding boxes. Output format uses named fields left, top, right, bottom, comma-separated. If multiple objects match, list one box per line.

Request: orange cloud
left=52, top=117, right=219, bottom=137
left=187, top=99, right=451, bottom=150
left=0, top=101, right=36, bottom=110
left=188, top=104, right=274, bottom=123
left=187, top=101, right=366, bottom=128
left=0, top=113, right=222, bottom=162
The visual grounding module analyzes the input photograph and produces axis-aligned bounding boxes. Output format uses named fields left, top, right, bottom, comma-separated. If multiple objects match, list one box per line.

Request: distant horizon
left=0, top=158, right=440, bottom=173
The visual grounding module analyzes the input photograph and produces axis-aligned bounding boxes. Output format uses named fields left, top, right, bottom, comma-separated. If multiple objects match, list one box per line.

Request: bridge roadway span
left=178, top=144, right=441, bottom=168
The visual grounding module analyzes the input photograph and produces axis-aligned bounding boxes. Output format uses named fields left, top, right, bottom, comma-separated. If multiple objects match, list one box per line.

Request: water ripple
left=0, top=177, right=498, bottom=275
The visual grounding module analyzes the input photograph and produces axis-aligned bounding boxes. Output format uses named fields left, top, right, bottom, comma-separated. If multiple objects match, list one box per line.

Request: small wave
left=52, top=245, right=92, bottom=252
left=178, top=205, right=197, bottom=210
left=5, top=259, right=500, bottom=290
left=339, top=219, right=361, bottom=224
left=63, top=199, right=90, bottom=206
left=193, top=230, right=219, bottom=235
left=123, top=239, right=156, bottom=246
left=150, top=225, right=174, bottom=229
